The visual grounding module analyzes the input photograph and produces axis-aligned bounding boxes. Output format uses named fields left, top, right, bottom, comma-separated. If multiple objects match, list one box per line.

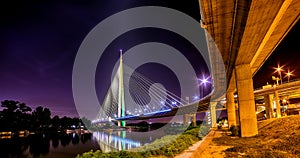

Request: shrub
left=229, top=125, right=240, bottom=136
left=198, top=125, right=210, bottom=137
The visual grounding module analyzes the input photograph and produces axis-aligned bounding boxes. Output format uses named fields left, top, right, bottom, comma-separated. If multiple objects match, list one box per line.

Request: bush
left=198, top=125, right=210, bottom=137
left=229, top=125, right=240, bottom=136
left=183, top=127, right=200, bottom=138
left=77, top=150, right=145, bottom=158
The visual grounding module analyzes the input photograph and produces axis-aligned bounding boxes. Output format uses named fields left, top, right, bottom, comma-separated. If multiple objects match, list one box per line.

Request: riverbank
left=183, top=115, right=300, bottom=157
left=77, top=125, right=210, bottom=158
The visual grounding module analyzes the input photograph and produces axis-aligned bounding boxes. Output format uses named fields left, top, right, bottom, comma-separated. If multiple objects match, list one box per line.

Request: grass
left=213, top=115, right=300, bottom=157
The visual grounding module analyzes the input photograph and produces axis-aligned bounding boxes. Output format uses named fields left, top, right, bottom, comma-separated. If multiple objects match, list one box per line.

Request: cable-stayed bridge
left=93, top=50, right=212, bottom=126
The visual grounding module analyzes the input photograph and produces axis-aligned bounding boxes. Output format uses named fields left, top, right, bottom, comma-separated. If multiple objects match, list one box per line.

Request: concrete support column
left=210, top=102, right=217, bottom=128
left=235, top=64, right=258, bottom=137
left=183, top=114, right=188, bottom=125
left=264, top=94, right=274, bottom=119
left=191, top=114, right=197, bottom=126
left=192, top=114, right=196, bottom=126
left=226, top=91, right=236, bottom=127
left=183, top=114, right=197, bottom=126
left=274, top=91, right=281, bottom=118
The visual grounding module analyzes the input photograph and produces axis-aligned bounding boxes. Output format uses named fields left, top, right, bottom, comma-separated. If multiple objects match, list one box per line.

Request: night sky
left=0, top=0, right=299, bottom=118
left=0, top=0, right=204, bottom=118
left=253, top=20, right=300, bottom=88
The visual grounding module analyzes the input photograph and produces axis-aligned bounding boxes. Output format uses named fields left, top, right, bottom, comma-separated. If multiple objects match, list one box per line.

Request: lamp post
left=193, top=95, right=199, bottom=101
left=275, top=65, right=283, bottom=85
left=198, top=75, right=210, bottom=99
left=285, top=70, right=293, bottom=83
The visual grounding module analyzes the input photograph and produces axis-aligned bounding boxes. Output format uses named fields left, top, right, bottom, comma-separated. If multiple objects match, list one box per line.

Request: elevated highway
left=200, top=0, right=300, bottom=137
left=255, top=80, right=300, bottom=96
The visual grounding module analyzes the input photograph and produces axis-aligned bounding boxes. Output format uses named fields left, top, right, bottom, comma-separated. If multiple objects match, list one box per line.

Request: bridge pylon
left=118, top=49, right=126, bottom=127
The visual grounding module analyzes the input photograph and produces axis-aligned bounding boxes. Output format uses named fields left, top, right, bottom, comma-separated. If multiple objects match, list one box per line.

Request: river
left=0, top=129, right=166, bottom=158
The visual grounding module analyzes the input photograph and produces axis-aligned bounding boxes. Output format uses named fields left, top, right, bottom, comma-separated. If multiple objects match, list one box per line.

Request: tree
left=32, top=106, right=51, bottom=131
left=1, top=100, right=19, bottom=112
left=0, top=100, right=32, bottom=131
left=51, top=115, right=60, bottom=131
left=18, top=103, right=32, bottom=113
left=60, top=116, right=72, bottom=130
left=81, top=117, right=92, bottom=129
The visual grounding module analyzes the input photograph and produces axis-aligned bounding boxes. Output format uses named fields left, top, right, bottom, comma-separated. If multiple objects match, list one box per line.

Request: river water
left=0, top=129, right=166, bottom=158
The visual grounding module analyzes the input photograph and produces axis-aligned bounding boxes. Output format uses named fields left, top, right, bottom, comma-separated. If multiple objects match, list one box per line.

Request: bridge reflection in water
left=93, top=130, right=165, bottom=153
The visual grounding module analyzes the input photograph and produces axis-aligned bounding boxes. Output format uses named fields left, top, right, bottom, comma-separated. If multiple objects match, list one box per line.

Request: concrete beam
left=251, top=0, right=300, bottom=75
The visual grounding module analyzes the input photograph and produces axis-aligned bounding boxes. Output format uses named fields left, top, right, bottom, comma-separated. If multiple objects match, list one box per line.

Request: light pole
left=198, top=75, right=210, bottom=99
left=193, top=95, right=199, bottom=101
left=285, top=70, right=293, bottom=82
left=275, top=65, right=283, bottom=85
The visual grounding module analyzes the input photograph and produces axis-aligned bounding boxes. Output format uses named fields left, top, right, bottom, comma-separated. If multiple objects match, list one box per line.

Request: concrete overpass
left=255, top=80, right=300, bottom=96
left=199, top=0, right=300, bottom=137
left=254, top=80, right=300, bottom=118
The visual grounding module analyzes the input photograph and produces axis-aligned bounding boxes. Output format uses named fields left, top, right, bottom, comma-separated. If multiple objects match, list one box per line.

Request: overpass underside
left=199, top=0, right=300, bottom=137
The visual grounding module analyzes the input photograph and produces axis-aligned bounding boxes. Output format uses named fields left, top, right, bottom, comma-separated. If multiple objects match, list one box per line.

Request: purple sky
left=0, top=0, right=299, bottom=118
left=0, top=0, right=205, bottom=118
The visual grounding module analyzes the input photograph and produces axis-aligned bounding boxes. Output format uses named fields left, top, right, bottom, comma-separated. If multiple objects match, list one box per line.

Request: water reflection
left=94, top=131, right=141, bottom=152
left=0, top=129, right=168, bottom=157
left=0, top=133, right=96, bottom=158
left=93, top=130, right=166, bottom=153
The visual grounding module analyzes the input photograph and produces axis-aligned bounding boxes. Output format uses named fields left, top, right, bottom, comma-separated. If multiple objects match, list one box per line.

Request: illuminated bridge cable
left=133, top=70, right=186, bottom=105
left=95, top=63, right=189, bottom=123
left=129, top=68, right=187, bottom=105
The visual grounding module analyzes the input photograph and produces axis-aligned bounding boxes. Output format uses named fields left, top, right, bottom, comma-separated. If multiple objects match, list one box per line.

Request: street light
left=284, top=69, right=294, bottom=82
left=198, top=75, right=210, bottom=98
left=274, top=65, right=284, bottom=85
left=193, top=95, right=199, bottom=101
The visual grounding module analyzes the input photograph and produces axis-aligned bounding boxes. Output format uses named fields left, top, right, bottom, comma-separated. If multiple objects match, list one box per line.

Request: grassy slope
left=213, top=115, right=300, bottom=157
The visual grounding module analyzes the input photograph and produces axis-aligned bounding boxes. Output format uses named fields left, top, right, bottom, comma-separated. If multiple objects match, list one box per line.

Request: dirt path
left=176, top=129, right=231, bottom=158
